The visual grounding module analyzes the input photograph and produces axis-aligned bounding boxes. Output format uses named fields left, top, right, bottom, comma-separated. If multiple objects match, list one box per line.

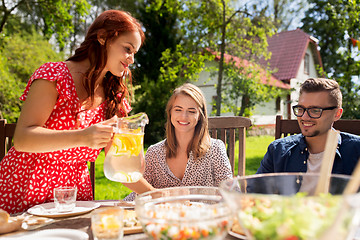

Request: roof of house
left=213, top=51, right=291, bottom=90
left=260, top=28, right=323, bottom=81
left=207, top=29, right=322, bottom=89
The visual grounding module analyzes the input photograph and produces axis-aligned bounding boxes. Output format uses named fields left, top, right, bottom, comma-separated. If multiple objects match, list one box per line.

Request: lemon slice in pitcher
left=110, top=132, right=143, bottom=156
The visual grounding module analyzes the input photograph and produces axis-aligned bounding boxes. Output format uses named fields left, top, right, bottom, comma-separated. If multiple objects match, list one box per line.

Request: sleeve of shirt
left=122, top=192, right=136, bottom=201
left=20, top=62, right=71, bottom=105
left=256, top=142, right=275, bottom=174
left=212, top=139, right=233, bottom=186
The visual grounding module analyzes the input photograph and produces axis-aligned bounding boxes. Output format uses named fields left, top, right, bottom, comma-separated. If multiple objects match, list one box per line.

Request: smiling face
left=170, top=94, right=200, bottom=135
left=104, top=31, right=142, bottom=77
left=297, top=91, right=342, bottom=138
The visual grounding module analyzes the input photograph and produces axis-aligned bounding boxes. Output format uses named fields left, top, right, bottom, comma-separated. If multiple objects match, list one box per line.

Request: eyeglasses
left=292, top=105, right=338, bottom=119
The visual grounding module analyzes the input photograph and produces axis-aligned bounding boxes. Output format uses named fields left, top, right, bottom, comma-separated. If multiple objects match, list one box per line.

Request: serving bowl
left=219, top=173, right=360, bottom=240
left=135, top=186, right=232, bottom=240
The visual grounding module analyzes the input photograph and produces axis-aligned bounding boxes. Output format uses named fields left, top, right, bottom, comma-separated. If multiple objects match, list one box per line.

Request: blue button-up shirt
left=257, top=132, right=360, bottom=175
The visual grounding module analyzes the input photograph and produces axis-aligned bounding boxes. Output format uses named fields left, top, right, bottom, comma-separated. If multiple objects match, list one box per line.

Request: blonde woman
left=124, top=83, right=232, bottom=200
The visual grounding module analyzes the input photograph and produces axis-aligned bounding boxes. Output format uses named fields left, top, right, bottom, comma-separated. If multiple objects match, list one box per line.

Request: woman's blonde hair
left=165, top=83, right=210, bottom=159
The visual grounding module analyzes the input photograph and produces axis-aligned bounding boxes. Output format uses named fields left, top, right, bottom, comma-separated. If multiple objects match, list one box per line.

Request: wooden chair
left=90, top=162, right=96, bottom=197
left=208, top=116, right=252, bottom=176
left=275, top=115, right=360, bottom=139
left=0, top=119, right=16, bottom=160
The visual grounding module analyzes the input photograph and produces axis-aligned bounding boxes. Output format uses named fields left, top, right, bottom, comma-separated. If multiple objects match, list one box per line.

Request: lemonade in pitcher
left=104, top=113, right=148, bottom=183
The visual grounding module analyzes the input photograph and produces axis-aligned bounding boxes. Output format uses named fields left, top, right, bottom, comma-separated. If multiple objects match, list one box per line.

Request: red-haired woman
left=0, top=10, right=145, bottom=214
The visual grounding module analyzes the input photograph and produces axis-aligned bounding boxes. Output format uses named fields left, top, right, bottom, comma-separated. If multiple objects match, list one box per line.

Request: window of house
left=212, top=95, right=217, bottom=112
left=276, top=97, right=281, bottom=112
left=304, top=53, right=309, bottom=75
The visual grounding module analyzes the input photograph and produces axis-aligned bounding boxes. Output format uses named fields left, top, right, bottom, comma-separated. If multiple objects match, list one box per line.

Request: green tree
left=222, top=60, right=287, bottom=116
left=138, top=0, right=283, bottom=122
left=0, top=55, right=24, bottom=122
left=2, top=31, right=63, bottom=82
left=301, top=0, right=360, bottom=118
left=1, top=0, right=90, bottom=49
left=0, top=31, right=63, bottom=122
left=257, top=0, right=308, bottom=31
left=166, top=0, right=279, bottom=116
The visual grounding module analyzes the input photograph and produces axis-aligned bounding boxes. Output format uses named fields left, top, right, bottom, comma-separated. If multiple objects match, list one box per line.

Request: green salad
left=238, top=193, right=344, bottom=240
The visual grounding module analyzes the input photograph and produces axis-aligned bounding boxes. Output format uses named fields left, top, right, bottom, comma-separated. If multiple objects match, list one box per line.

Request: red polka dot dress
left=0, top=62, right=131, bottom=214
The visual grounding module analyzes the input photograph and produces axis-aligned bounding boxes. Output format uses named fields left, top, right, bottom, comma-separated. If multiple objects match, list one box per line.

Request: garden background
left=1, top=0, right=359, bottom=198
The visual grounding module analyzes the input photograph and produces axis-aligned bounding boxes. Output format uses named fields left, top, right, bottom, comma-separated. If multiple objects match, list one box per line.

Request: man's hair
left=300, top=78, right=342, bottom=107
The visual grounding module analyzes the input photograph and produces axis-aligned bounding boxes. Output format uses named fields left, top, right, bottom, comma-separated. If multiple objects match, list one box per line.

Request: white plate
left=21, top=216, right=55, bottom=230
left=0, top=229, right=88, bottom=240
left=27, top=201, right=100, bottom=218
left=228, top=230, right=247, bottom=239
left=96, top=200, right=135, bottom=209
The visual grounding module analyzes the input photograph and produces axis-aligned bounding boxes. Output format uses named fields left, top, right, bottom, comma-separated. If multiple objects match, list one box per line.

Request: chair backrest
left=0, top=119, right=16, bottom=160
left=90, top=161, right=95, bottom=197
left=275, top=115, right=360, bottom=139
left=208, top=116, right=252, bottom=176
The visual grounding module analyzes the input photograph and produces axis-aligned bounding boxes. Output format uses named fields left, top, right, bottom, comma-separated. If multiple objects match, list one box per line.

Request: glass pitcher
left=104, top=112, right=149, bottom=183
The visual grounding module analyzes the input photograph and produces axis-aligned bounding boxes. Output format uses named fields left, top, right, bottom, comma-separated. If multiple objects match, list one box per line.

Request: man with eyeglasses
left=257, top=78, right=360, bottom=176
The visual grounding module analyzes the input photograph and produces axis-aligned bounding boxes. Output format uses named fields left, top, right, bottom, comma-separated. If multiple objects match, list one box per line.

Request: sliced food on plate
left=230, top=217, right=247, bottom=239
left=231, top=218, right=245, bottom=236
left=123, top=209, right=142, bottom=234
left=21, top=215, right=54, bottom=230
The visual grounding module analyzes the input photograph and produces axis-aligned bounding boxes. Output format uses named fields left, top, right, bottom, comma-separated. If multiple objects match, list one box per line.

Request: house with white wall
left=194, top=29, right=323, bottom=127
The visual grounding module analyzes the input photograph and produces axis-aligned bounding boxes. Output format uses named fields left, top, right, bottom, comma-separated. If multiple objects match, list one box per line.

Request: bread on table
left=123, top=210, right=140, bottom=227
left=0, top=209, right=22, bottom=234
left=0, top=209, right=9, bottom=224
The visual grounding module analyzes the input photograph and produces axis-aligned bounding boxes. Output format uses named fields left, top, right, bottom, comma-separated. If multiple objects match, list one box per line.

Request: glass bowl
left=219, top=173, right=360, bottom=240
left=135, top=186, right=232, bottom=240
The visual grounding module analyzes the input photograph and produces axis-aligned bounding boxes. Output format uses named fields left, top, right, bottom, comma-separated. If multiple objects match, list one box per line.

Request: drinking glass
left=54, top=186, right=77, bottom=212
left=92, top=207, right=124, bottom=240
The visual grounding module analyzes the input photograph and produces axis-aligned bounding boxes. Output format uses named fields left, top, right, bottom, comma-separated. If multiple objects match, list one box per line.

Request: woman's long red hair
left=67, top=10, right=145, bottom=118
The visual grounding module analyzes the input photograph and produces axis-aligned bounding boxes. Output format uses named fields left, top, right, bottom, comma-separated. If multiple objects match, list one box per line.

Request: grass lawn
left=244, top=135, right=273, bottom=175
left=90, top=135, right=274, bottom=200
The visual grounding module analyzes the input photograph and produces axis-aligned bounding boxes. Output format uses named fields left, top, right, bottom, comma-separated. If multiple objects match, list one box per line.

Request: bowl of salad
left=135, top=186, right=232, bottom=240
left=219, top=173, right=360, bottom=240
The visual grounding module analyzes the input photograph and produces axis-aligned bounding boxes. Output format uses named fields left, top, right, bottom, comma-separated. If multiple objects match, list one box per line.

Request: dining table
left=0, top=200, right=240, bottom=240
